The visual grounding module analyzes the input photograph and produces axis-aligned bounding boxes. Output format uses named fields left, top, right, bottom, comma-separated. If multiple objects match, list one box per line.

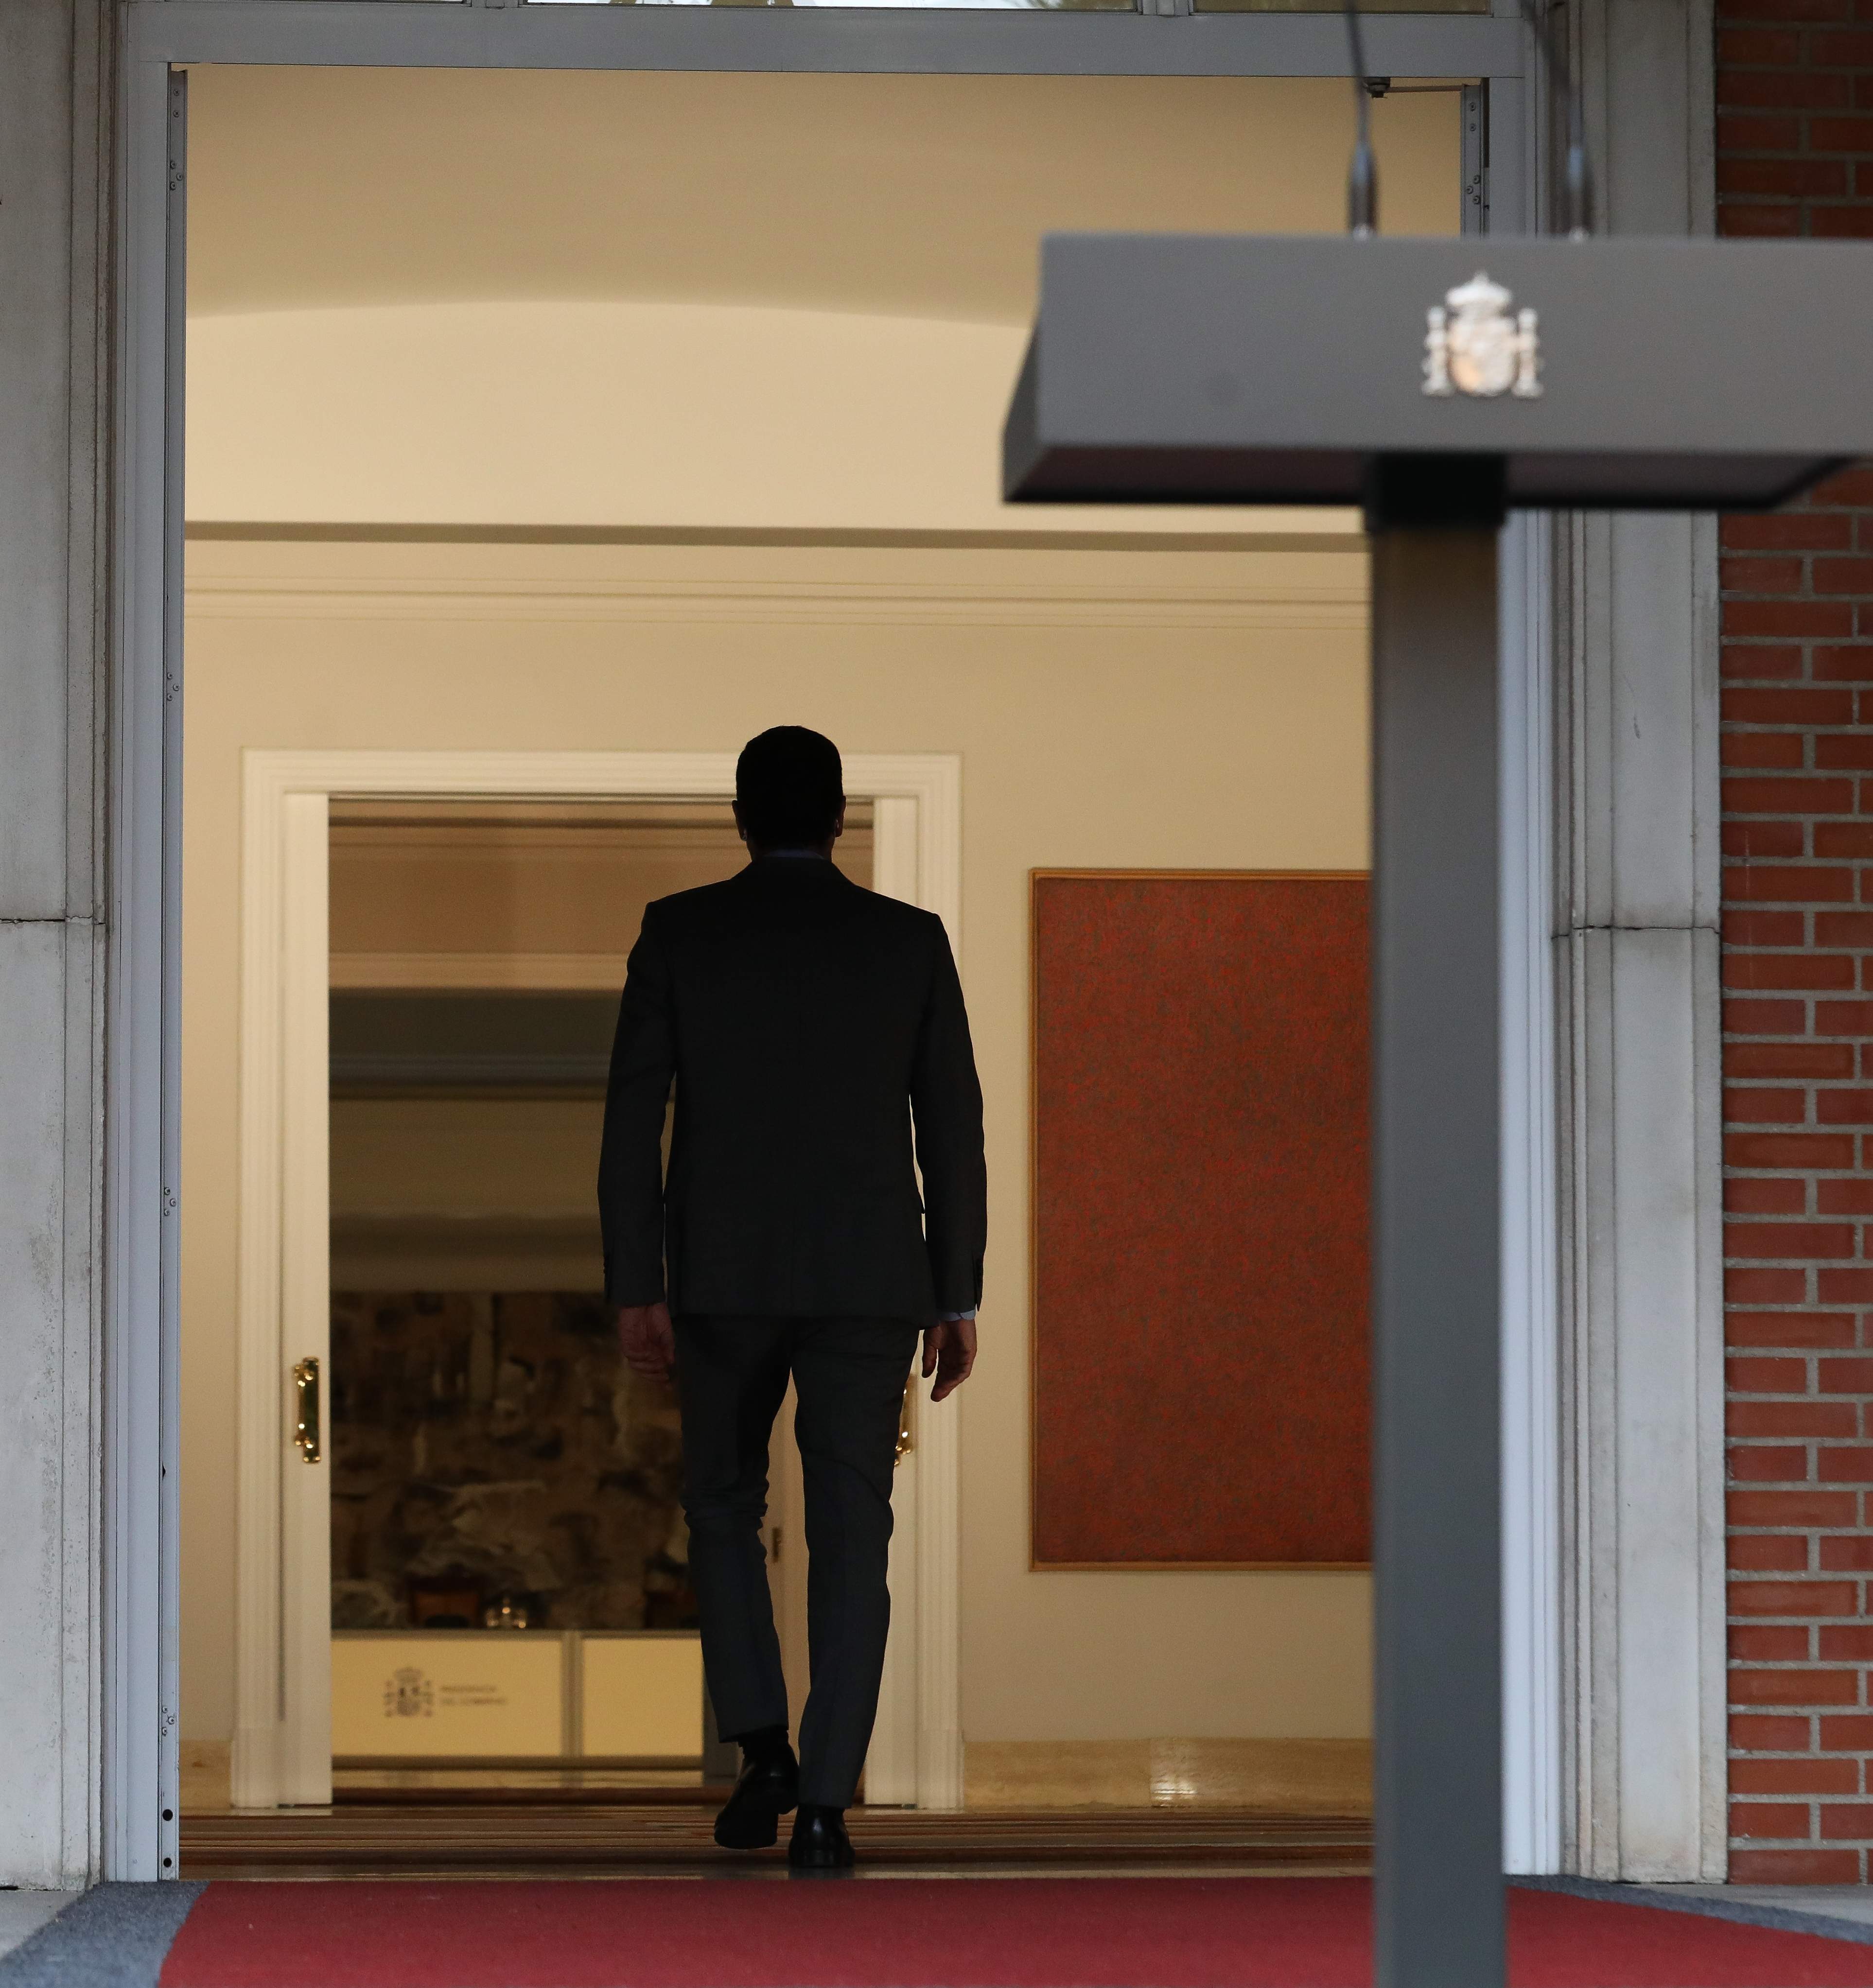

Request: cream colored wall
left=184, top=67, right=1457, bottom=537
left=186, top=69, right=1457, bottom=323
left=180, top=536, right=1371, bottom=1744
left=190, top=300, right=1205, bottom=536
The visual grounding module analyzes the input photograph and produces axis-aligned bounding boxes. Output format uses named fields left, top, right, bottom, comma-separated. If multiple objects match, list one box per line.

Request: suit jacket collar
left=739, top=853, right=851, bottom=889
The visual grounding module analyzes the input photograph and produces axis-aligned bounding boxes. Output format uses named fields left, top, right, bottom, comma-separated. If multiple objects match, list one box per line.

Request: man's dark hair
left=735, top=726, right=845, bottom=850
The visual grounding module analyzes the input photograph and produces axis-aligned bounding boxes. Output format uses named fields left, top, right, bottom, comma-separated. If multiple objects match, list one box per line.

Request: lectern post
left=1369, top=521, right=1504, bottom=1988
left=1003, top=229, right=1873, bottom=1988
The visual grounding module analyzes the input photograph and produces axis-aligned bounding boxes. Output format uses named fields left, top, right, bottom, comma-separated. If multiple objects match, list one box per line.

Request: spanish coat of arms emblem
left=384, top=1664, right=435, bottom=1719
left=1423, top=270, right=1542, bottom=400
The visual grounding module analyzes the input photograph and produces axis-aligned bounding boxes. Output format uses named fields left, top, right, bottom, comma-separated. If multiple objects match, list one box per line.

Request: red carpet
left=157, top=1877, right=1873, bottom=1988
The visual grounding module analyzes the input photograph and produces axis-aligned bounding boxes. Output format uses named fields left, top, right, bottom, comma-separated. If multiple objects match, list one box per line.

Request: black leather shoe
left=787, top=1805, right=856, bottom=1870
left=713, top=1747, right=799, bottom=1849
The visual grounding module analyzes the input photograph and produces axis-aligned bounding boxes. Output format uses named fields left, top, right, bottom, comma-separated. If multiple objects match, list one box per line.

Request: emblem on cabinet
left=1423, top=271, right=1542, bottom=400
left=384, top=1666, right=435, bottom=1719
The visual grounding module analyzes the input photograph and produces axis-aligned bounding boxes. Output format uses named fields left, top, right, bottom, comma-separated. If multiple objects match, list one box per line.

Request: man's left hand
left=618, top=1301, right=676, bottom=1382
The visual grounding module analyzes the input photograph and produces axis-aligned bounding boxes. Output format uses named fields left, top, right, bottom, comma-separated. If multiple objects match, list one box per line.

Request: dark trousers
left=673, top=1314, right=920, bottom=1810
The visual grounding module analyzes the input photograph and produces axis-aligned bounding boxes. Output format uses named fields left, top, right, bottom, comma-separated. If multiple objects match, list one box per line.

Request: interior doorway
left=229, top=751, right=960, bottom=1814
left=323, top=797, right=868, bottom=1798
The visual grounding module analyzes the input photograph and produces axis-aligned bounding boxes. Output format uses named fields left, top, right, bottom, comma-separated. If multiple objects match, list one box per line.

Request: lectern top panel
left=1003, top=234, right=1873, bottom=510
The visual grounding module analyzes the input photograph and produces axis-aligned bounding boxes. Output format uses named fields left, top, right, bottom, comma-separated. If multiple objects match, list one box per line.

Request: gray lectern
left=1004, top=234, right=1873, bottom=1987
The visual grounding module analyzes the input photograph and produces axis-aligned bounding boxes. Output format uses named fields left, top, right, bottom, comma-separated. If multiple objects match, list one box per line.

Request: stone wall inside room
left=329, top=1290, right=694, bottom=1634
left=1717, top=0, right=1873, bottom=1883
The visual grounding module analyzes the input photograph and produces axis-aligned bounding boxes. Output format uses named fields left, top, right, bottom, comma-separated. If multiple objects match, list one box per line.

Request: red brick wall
left=1720, top=0, right=1873, bottom=1882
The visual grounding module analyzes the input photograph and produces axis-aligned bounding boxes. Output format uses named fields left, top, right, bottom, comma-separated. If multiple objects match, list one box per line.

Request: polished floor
left=179, top=1802, right=1373, bottom=1881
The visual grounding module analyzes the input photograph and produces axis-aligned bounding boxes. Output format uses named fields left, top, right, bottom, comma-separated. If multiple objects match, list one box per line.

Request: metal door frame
left=109, top=0, right=1547, bottom=1880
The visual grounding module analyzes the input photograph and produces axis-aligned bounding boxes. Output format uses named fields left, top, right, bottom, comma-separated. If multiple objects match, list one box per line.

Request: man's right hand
left=617, top=1301, right=676, bottom=1382
left=922, top=1316, right=978, bottom=1403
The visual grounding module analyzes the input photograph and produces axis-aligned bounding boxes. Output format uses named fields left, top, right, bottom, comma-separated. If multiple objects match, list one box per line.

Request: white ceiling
left=186, top=66, right=1461, bottom=327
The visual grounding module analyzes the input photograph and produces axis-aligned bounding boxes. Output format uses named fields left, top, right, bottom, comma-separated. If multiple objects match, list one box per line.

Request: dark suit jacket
left=597, top=855, right=987, bottom=1323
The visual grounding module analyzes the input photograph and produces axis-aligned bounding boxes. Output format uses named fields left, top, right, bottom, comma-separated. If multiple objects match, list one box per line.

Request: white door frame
left=232, top=749, right=963, bottom=1811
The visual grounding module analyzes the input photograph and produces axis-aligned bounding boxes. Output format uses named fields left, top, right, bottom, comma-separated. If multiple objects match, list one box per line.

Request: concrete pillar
left=1558, top=0, right=1729, bottom=1883
left=0, top=0, right=114, bottom=1890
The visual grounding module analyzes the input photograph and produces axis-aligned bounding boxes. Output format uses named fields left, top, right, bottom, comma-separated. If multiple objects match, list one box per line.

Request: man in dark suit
left=598, top=726, right=986, bottom=1870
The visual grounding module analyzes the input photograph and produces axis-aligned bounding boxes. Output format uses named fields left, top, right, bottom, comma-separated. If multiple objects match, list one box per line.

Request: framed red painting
left=1031, top=871, right=1370, bottom=1569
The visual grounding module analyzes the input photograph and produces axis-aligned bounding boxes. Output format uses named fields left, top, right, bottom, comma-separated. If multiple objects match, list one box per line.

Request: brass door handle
left=292, top=1356, right=322, bottom=1464
left=895, top=1381, right=913, bottom=1466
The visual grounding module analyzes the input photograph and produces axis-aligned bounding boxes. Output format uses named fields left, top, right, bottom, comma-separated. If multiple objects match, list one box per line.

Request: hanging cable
left=1342, top=0, right=1378, bottom=237
left=1344, top=0, right=1589, bottom=239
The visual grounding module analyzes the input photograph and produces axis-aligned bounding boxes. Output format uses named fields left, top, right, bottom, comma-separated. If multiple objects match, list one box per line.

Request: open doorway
left=173, top=59, right=1470, bottom=1873
left=188, top=751, right=955, bottom=1852
left=322, top=798, right=875, bottom=1800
